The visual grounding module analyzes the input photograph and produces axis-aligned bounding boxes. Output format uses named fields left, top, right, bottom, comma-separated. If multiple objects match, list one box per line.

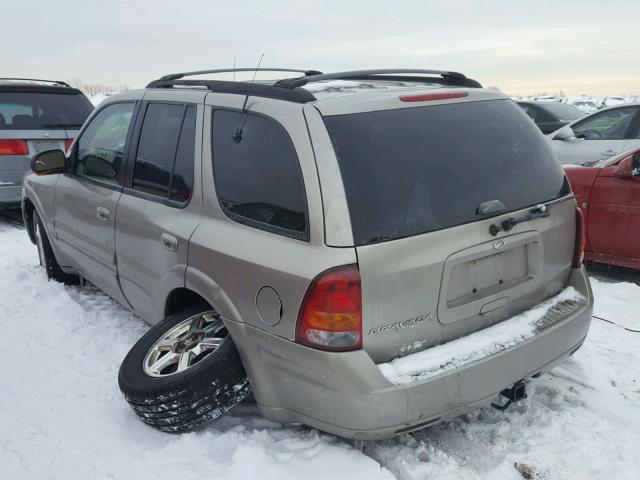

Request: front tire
left=118, top=307, right=250, bottom=433
left=33, top=210, right=79, bottom=285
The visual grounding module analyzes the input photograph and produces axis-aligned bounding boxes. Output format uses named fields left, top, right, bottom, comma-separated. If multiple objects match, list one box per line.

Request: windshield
left=324, top=99, right=570, bottom=245
left=0, top=91, right=93, bottom=130
left=542, top=102, right=585, bottom=121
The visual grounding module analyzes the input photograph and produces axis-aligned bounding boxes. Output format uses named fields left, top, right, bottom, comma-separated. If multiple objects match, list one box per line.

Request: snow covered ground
left=1, top=215, right=638, bottom=480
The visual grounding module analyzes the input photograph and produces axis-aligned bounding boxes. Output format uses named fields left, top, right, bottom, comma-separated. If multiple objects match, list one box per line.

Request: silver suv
left=1, top=78, right=93, bottom=208
left=22, top=68, right=593, bottom=440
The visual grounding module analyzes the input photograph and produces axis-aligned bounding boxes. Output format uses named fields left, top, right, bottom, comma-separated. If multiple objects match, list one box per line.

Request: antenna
left=233, top=53, right=264, bottom=144
left=233, top=56, right=236, bottom=81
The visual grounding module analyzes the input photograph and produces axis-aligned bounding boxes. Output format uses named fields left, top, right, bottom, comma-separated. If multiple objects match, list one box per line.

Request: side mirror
left=614, top=153, right=640, bottom=178
left=31, top=149, right=66, bottom=174
left=553, top=126, right=576, bottom=141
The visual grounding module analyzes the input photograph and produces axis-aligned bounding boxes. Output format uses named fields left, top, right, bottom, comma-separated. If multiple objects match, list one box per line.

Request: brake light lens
left=399, top=91, right=469, bottom=103
left=0, top=140, right=28, bottom=155
left=64, top=138, right=74, bottom=153
left=573, top=206, right=586, bottom=268
left=296, top=265, right=362, bottom=351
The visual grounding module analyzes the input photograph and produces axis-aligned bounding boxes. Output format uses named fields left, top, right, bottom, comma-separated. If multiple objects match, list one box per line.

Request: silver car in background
left=548, top=103, right=640, bottom=165
left=0, top=78, right=93, bottom=208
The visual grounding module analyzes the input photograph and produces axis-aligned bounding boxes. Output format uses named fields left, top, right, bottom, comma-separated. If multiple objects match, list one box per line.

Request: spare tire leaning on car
left=118, top=307, right=250, bottom=433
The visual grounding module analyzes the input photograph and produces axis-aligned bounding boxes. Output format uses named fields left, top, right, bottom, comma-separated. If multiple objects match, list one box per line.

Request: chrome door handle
left=601, top=149, right=617, bottom=157
left=161, top=233, right=178, bottom=252
left=96, top=207, right=111, bottom=221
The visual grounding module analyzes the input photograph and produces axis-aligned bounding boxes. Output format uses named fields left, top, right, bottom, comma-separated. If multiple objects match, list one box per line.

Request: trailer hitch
left=491, top=380, right=528, bottom=411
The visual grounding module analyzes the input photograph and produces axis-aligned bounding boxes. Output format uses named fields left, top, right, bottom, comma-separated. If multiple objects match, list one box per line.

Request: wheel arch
left=164, top=287, right=213, bottom=317
left=22, top=197, right=37, bottom=245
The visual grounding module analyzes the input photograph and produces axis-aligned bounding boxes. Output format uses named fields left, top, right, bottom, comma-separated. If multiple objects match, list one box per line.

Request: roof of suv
left=0, top=78, right=84, bottom=95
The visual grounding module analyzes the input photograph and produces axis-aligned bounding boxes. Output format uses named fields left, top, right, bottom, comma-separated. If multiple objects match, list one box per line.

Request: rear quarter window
left=211, top=110, right=308, bottom=240
left=324, top=99, right=570, bottom=245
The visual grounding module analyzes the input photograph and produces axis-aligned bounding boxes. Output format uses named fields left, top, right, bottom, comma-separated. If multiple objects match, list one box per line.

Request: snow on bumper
left=226, top=267, right=593, bottom=440
left=378, top=286, right=586, bottom=386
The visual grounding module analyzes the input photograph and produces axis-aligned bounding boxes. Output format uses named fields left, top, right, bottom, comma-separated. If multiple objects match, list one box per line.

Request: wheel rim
left=34, top=221, right=46, bottom=268
left=143, top=311, right=228, bottom=377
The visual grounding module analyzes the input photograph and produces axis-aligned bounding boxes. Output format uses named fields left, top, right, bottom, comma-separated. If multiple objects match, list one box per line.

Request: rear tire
left=33, top=210, right=79, bottom=285
left=118, top=307, right=250, bottom=433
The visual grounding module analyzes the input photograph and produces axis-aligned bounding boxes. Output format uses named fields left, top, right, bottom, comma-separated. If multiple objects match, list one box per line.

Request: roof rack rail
left=146, top=79, right=317, bottom=103
left=0, top=77, right=71, bottom=87
left=157, top=68, right=323, bottom=81
left=274, top=69, right=482, bottom=89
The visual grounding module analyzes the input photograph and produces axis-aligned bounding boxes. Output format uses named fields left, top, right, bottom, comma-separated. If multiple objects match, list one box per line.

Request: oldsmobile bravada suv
left=1, top=78, right=92, bottom=208
left=22, top=68, right=593, bottom=439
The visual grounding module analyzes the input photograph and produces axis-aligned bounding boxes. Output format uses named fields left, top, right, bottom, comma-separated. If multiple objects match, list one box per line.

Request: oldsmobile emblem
left=42, top=131, right=49, bottom=137
left=369, top=313, right=432, bottom=336
left=493, top=240, right=505, bottom=250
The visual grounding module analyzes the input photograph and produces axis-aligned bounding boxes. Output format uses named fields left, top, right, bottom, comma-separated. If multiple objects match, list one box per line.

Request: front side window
left=74, top=102, right=135, bottom=185
left=572, top=107, right=637, bottom=140
left=211, top=110, right=307, bottom=239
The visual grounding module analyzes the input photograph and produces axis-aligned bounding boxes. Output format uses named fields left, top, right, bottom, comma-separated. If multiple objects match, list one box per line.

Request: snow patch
left=378, top=287, right=585, bottom=386
left=301, top=80, right=362, bottom=93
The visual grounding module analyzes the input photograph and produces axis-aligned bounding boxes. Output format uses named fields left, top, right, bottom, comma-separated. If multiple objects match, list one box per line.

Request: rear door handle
left=161, top=233, right=178, bottom=252
left=96, top=207, right=111, bottom=221
left=601, top=149, right=617, bottom=157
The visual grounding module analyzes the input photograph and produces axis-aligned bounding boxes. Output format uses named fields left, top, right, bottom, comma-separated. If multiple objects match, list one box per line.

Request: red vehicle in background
left=564, top=147, right=640, bottom=269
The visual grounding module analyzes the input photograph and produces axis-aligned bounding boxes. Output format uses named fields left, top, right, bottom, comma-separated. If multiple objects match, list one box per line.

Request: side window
left=572, top=107, right=637, bottom=140
left=211, top=110, right=308, bottom=239
left=132, top=103, right=196, bottom=202
left=75, top=102, right=135, bottom=185
left=171, top=106, right=196, bottom=201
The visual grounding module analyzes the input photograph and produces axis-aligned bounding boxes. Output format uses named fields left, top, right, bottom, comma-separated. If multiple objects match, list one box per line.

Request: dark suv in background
left=0, top=78, right=93, bottom=208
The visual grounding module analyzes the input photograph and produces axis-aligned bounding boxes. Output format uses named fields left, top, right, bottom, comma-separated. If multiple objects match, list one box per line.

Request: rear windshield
left=0, top=91, right=93, bottom=130
left=541, top=102, right=584, bottom=121
left=324, top=99, right=570, bottom=245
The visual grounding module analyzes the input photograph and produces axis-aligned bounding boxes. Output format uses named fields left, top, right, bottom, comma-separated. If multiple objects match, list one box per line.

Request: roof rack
left=274, top=69, right=481, bottom=89
left=145, top=68, right=481, bottom=104
left=0, top=77, right=71, bottom=87
left=157, top=68, right=323, bottom=81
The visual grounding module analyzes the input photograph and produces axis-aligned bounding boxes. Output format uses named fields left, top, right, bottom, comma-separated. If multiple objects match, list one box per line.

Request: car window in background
left=542, top=103, right=584, bottom=122
left=75, top=102, right=135, bottom=185
left=572, top=107, right=637, bottom=140
left=211, top=110, right=308, bottom=239
left=0, top=91, right=93, bottom=129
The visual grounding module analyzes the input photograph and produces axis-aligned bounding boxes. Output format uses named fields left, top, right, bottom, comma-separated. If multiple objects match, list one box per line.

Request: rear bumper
left=0, top=185, right=22, bottom=206
left=226, top=266, right=593, bottom=440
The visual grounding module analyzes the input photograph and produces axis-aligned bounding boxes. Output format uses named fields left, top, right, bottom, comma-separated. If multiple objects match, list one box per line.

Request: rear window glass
left=0, top=91, right=93, bottom=130
left=324, top=99, right=570, bottom=245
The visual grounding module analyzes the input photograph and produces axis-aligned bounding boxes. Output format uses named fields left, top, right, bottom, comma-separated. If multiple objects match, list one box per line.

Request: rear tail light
left=64, top=138, right=74, bottom=153
left=296, top=265, right=362, bottom=351
left=399, top=91, right=469, bottom=103
left=0, top=140, right=28, bottom=155
left=573, top=206, right=586, bottom=268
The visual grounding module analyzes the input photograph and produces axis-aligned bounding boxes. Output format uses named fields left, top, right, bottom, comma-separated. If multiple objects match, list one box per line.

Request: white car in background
left=548, top=103, right=640, bottom=164
left=563, top=96, right=598, bottom=114
left=601, top=96, right=629, bottom=108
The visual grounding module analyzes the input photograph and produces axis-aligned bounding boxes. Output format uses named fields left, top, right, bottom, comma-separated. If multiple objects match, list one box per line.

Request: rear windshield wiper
left=489, top=203, right=551, bottom=236
left=41, top=123, right=84, bottom=129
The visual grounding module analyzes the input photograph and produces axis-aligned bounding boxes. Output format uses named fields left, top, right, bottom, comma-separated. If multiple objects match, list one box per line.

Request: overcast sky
left=5, top=0, right=639, bottom=95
